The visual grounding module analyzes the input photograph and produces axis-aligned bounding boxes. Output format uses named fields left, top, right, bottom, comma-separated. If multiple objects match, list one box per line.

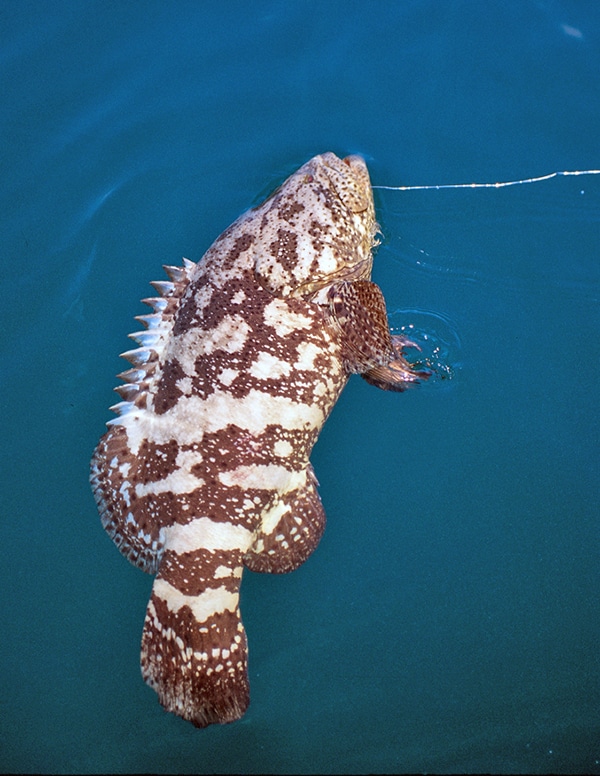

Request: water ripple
left=376, top=183, right=600, bottom=304
left=389, top=307, right=463, bottom=390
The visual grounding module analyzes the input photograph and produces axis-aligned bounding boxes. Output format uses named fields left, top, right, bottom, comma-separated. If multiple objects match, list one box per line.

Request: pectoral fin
left=328, top=280, right=431, bottom=390
left=362, top=335, right=432, bottom=391
left=327, top=280, right=393, bottom=373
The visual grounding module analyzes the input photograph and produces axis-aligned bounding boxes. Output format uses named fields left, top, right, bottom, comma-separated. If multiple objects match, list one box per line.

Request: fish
left=90, top=151, right=429, bottom=728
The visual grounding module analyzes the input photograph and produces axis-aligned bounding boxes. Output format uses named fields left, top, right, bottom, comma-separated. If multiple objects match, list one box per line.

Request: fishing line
left=373, top=169, right=600, bottom=191
left=372, top=167, right=599, bottom=384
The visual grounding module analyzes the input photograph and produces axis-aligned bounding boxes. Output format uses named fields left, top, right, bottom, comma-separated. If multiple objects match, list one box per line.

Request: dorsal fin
left=90, top=258, right=196, bottom=571
left=108, top=258, right=196, bottom=425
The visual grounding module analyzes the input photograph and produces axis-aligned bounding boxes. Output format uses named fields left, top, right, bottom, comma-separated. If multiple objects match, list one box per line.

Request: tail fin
left=141, top=550, right=249, bottom=727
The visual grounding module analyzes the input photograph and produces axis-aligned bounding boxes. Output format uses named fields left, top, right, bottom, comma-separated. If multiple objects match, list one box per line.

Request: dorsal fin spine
left=105, top=257, right=195, bottom=427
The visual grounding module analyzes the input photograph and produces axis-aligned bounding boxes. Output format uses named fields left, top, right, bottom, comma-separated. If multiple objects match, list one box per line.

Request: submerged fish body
left=90, top=152, right=427, bottom=727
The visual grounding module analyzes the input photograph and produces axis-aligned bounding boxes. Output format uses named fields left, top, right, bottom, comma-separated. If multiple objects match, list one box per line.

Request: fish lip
left=318, top=151, right=367, bottom=170
left=320, top=151, right=367, bottom=178
left=342, top=153, right=368, bottom=170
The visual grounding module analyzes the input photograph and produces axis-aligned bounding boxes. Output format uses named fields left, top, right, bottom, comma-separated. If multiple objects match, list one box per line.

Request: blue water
left=2, top=1, right=599, bottom=772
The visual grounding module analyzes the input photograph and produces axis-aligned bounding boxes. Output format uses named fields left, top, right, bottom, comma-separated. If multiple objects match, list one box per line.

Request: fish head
left=254, top=152, right=379, bottom=297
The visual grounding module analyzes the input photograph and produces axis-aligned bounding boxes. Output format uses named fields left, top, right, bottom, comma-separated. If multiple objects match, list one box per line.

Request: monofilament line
left=373, top=169, right=600, bottom=191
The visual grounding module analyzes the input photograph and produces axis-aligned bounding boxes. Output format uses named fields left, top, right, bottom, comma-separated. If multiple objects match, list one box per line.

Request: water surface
left=1, top=1, right=599, bottom=773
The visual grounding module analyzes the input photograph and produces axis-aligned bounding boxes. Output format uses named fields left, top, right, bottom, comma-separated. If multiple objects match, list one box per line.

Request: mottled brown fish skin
left=90, top=152, right=427, bottom=728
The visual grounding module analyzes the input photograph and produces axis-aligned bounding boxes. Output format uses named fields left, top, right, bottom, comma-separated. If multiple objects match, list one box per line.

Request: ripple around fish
left=388, top=308, right=463, bottom=390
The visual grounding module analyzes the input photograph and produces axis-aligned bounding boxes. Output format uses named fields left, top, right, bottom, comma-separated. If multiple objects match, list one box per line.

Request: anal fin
left=244, top=465, right=326, bottom=574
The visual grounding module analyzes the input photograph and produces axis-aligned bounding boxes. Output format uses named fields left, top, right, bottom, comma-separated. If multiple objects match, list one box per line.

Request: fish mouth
left=318, top=152, right=373, bottom=214
left=295, top=152, right=377, bottom=292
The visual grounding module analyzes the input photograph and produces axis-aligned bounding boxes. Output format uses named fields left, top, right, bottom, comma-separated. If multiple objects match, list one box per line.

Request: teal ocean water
left=2, top=1, right=599, bottom=773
